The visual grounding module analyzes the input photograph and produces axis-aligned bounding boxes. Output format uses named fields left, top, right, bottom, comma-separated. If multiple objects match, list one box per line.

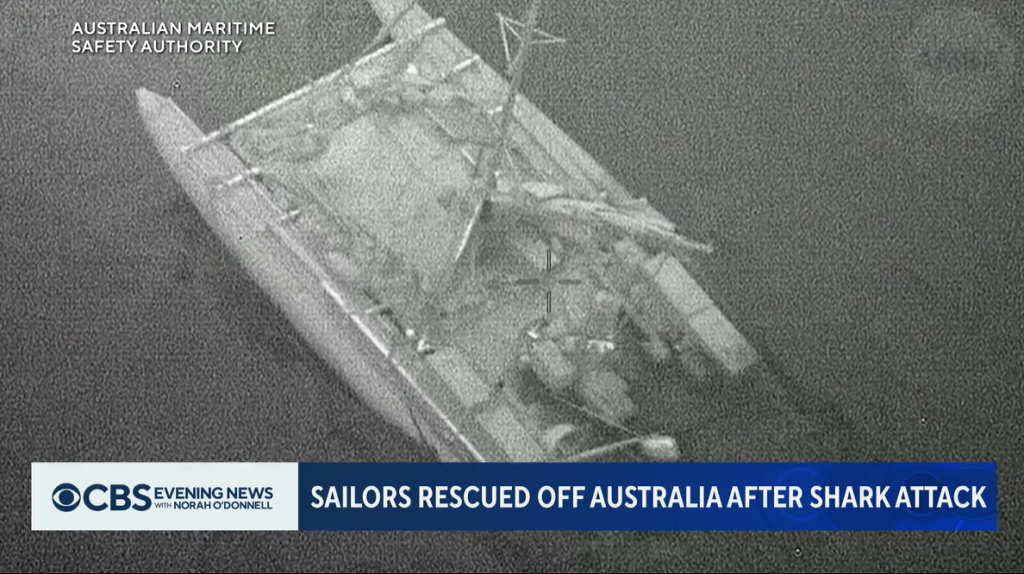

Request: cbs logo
left=51, top=483, right=82, bottom=512
left=51, top=482, right=153, bottom=512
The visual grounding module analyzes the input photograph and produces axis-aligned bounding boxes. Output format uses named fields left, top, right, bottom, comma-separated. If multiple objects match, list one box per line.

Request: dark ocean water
left=2, top=0, right=1022, bottom=571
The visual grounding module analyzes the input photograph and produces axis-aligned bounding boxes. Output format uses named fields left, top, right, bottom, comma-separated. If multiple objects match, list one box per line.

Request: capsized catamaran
left=137, top=0, right=818, bottom=462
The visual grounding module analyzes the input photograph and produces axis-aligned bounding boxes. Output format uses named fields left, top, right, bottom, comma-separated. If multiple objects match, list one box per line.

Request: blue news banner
left=31, top=462, right=996, bottom=531
left=298, top=462, right=997, bottom=532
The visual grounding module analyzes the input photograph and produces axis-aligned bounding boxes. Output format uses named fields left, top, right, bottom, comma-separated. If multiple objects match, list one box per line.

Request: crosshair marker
left=511, top=247, right=583, bottom=314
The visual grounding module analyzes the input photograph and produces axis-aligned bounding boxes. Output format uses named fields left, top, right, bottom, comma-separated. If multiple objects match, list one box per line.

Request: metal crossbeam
left=214, top=167, right=263, bottom=190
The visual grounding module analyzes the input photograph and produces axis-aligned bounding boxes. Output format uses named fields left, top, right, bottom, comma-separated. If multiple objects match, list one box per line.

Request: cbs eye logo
left=52, top=483, right=82, bottom=512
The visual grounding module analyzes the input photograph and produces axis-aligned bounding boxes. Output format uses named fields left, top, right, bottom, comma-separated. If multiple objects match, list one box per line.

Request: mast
left=478, top=0, right=544, bottom=187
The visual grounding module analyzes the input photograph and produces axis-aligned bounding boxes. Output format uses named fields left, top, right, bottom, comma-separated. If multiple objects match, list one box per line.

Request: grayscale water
left=3, top=0, right=1021, bottom=571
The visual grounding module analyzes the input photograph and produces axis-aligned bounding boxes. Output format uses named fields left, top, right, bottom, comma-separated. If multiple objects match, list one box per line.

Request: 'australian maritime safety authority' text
left=71, top=21, right=277, bottom=55
left=310, top=484, right=989, bottom=510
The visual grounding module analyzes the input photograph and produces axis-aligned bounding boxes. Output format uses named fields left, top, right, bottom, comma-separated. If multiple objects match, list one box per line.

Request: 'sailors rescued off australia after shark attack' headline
left=308, top=484, right=990, bottom=511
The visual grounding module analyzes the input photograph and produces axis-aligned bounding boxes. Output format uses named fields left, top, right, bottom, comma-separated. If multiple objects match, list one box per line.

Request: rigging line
left=305, top=5, right=316, bottom=128
left=548, top=388, right=638, bottom=437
